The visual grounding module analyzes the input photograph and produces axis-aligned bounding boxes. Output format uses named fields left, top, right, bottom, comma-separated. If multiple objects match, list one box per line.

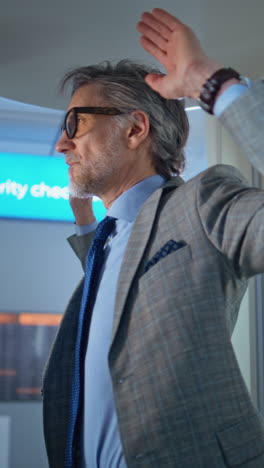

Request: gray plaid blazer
left=43, top=81, right=264, bottom=467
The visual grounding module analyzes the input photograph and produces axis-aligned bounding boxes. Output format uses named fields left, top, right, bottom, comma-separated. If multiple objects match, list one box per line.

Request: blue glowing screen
left=0, top=153, right=106, bottom=222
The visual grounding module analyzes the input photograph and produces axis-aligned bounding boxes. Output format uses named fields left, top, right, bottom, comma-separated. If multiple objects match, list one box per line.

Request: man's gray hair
left=60, top=60, right=189, bottom=178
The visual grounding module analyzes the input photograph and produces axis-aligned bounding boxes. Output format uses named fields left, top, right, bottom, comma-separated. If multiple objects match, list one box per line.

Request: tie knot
left=95, top=216, right=116, bottom=243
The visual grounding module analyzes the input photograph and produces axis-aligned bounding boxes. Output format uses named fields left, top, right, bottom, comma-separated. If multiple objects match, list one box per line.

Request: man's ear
left=126, top=110, right=150, bottom=149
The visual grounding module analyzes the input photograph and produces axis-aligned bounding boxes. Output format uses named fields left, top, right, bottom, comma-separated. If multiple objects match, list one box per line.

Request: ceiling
left=1, top=0, right=263, bottom=111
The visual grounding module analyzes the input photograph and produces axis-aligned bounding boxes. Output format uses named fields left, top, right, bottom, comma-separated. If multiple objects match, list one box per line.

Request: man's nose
left=55, top=131, right=75, bottom=154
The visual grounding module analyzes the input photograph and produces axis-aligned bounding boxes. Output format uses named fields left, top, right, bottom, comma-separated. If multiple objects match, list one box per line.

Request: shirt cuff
left=213, top=82, right=251, bottom=117
left=75, top=220, right=98, bottom=236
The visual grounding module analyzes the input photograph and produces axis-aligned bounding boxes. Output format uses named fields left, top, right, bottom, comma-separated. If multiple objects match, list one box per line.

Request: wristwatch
left=199, top=67, right=250, bottom=114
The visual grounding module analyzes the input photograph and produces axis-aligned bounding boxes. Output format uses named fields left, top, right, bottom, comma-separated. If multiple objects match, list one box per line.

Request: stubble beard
left=69, top=158, right=114, bottom=198
left=69, top=126, right=124, bottom=198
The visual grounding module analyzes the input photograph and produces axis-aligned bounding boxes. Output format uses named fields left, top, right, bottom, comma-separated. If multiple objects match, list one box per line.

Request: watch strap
left=199, top=67, right=242, bottom=114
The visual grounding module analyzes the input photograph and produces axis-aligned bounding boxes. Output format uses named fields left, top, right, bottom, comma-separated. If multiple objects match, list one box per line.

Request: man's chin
left=68, top=181, right=94, bottom=199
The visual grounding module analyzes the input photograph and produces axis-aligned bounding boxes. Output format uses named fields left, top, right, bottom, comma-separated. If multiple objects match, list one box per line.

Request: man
left=43, top=8, right=264, bottom=468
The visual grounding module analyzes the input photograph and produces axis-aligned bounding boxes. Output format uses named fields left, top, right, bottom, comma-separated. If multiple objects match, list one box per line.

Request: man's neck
left=101, top=169, right=158, bottom=209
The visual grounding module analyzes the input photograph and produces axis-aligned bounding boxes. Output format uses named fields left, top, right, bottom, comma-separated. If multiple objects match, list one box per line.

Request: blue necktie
left=65, top=215, right=116, bottom=468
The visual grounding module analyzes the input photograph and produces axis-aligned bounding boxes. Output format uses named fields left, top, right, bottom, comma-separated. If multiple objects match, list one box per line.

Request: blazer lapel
left=111, top=176, right=184, bottom=344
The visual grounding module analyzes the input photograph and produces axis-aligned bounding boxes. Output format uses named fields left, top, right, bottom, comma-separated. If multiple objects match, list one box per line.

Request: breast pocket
left=143, top=239, right=187, bottom=273
left=139, top=243, right=192, bottom=293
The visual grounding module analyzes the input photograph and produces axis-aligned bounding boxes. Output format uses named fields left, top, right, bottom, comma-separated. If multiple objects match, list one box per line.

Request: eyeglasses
left=61, top=106, right=126, bottom=139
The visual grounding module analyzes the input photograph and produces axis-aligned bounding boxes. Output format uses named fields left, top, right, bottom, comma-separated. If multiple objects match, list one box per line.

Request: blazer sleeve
left=219, top=80, right=264, bottom=175
left=196, top=164, right=264, bottom=279
left=67, top=231, right=95, bottom=271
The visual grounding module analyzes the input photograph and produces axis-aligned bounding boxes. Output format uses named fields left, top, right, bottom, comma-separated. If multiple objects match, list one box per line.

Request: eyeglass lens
left=65, top=110, right=76, bottom=139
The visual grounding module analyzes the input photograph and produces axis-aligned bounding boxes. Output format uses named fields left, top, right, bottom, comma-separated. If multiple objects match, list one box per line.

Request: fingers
left=137, top=8, right=185, bottom=61
left=138, top=11, right=172, bottom=39
left=152, top=8, right=183, bottom=30
left=139, top=36, right=167, bottom=64
left=137, top=21, right=168, bottom=52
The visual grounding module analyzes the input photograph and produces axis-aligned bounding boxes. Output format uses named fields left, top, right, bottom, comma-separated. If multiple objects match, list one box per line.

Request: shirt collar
left=107, top=175, right=166, bottom=223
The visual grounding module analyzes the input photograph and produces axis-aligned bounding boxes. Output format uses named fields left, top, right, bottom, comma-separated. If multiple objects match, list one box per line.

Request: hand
left=137, top=8, right=222, bottom=100
left=69, top=196, right=96, bottom=225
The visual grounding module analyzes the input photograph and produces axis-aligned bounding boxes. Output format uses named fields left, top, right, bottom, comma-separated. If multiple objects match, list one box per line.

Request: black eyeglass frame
left=61, top=106, right=127, bottom=139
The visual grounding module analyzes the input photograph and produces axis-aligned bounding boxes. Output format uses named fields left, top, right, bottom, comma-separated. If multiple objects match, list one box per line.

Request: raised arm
left=137, top=8, right=264, bottom=174
left=137, top=8, right=239, bottom=100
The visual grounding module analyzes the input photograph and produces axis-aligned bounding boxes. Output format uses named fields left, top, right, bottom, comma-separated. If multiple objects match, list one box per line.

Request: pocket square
left=144, top=239, right=186, bottom=273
